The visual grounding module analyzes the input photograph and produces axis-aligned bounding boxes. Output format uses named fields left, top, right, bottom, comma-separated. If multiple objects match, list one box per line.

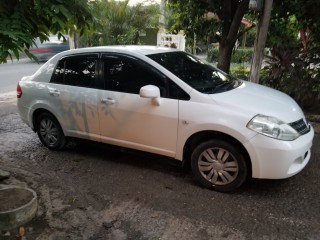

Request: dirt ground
left=1, top=92, right=320, bottom=240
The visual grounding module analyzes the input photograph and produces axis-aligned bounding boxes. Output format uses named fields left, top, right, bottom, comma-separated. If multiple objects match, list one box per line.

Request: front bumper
left=244, top=126, right=314, bottom=179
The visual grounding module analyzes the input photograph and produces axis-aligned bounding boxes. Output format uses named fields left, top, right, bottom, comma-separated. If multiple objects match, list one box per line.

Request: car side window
left=168, top=81, right=190, bottom=100
left=102, top=54, right=164, bottom=95
left=51, top=54, right=98, bottom=88
left=102, top=54, right=190, bottom=100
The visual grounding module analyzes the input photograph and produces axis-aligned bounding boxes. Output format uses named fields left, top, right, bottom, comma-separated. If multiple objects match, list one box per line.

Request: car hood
left=210, top=81, right=305, bottom=123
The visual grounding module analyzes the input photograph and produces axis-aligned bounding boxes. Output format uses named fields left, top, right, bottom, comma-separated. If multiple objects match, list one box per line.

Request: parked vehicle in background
left=16, top=46, right=314, bottom=192
left=30, top=35, right=70, bottom=61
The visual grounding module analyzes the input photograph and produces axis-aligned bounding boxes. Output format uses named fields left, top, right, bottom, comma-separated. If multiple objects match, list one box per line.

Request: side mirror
left=139, top=85, right=161, bottom=106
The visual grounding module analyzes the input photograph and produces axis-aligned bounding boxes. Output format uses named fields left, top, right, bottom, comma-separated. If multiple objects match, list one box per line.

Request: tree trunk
left=216, top=0, right=250, bottom=73
left=188, top=28, right=196, bottom=54
left=250, top=0, right=273, bottom=83
left=217, top=42, right=234, bottom=72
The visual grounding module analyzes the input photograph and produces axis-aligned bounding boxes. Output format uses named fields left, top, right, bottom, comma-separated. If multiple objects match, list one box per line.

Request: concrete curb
left=0, top=186, right=38, bottom=231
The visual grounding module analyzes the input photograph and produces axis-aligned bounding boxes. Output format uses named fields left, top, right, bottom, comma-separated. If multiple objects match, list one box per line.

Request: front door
left=98, top=54, right=179, bottom=157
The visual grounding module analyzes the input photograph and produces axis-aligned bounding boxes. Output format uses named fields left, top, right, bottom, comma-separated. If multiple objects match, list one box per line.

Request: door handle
left=101, top=98, right=116, bottom=105
left=48, top=87, right=60, bottom=96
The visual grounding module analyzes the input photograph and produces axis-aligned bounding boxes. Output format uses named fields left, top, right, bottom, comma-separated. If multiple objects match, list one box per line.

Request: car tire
left=36, top=112, right=66, bottom=150
left=191, top=140, right=247, bottom=192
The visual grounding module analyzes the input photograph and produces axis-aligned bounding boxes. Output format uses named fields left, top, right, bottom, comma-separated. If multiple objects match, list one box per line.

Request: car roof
left=56, top=45, right=180, bottom=58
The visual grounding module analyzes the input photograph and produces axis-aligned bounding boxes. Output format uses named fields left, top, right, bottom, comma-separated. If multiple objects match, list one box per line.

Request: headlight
left=247, top=114, right=300, bottom=141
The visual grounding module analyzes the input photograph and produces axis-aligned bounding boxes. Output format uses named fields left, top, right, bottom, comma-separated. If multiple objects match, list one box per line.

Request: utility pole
left=159, top=0, right=166, bottom=32
left=249, top=0, right=273, bottom=83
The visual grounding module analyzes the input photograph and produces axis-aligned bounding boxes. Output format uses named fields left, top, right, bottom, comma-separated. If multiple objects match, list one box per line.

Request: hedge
left=207, top=48, right=253, bottom=63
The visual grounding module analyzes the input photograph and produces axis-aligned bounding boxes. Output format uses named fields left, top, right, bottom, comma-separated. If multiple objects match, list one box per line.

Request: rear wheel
left=36, top=112, right=66, bottom=150
left=191, top=140, right=247, bottom=192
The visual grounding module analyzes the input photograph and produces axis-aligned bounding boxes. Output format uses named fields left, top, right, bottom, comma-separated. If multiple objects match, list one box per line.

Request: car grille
left=289, top=119, right=310, bottom=135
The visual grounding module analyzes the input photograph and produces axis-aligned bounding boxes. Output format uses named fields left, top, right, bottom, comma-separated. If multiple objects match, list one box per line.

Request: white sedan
left=17, top=46, right=314, bottom=192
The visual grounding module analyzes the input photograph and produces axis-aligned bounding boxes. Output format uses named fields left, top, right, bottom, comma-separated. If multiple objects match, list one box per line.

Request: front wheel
left=36, top=112, right=66, bottom=150
left=191, top=140, right=248, bottom=192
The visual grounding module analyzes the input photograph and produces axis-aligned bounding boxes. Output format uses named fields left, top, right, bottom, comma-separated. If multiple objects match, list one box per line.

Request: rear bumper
left=17, top=101, right=33, bottom=129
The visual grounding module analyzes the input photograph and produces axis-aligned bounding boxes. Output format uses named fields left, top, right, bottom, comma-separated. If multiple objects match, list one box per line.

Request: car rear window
left=51, top=54, right=98, bottom=88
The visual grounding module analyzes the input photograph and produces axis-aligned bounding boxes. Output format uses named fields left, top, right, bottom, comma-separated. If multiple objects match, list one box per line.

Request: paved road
left=0, top=59, right=42, bottom=93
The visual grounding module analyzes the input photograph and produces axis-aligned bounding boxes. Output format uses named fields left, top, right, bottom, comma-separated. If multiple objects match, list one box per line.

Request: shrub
left=207, top=48, right=253, bottom=63
left=230, top=65, right=250, bottom=80
left=207, top=48, right=219, bottom=62
left=261, top=46, right=320, bottom=109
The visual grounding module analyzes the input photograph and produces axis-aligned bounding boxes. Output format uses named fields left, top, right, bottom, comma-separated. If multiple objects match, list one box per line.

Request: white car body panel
left=244, top=127, right=314, bottom=178
left=176, top=96, right=258, bottom=160
left=211, top=81, right=305, bottom=123
left=98, top=90, right=178, bottom=157
left=17, top=46, right=315, bottom=182
left=46, top=83, right=100, bottom=141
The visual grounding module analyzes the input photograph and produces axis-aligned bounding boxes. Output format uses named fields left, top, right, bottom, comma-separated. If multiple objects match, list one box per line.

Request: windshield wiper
left=204, top=82, right=232, bottom=94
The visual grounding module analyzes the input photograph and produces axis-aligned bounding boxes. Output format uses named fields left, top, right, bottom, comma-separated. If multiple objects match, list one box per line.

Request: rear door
left=49, top=54, right=100, bottom=141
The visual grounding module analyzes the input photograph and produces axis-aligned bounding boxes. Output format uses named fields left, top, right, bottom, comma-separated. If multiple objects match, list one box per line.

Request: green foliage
left=207, top=48, right=219, bottom=62
left=79, top=0, right=160, bottom=46
left=168, top=0, right=250, bottom=72
left=207, top=48, right=253, bottom=64
left=168, top=0, right=219, bottom=53
left=101, top=0, right=138, bottom=45
left=238, top=23, right=256, bottom=48
left=0, top=0, right=92, bottom=63
left=232, top=48, right=253, bottom=63
left=261, top=1, right=320, bottom=107
left=261, top=46, right=320, bottom=107
left=230, top=65, right=250, bottom=80
left=267, top=16, right=300, bottom=47
left=272, top=0, right=320, bottom=47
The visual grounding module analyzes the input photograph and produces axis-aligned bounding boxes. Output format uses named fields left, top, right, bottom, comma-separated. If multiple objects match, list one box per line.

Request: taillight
left=17, top=83, right=22, bottom=98
left=30, top=48, right=53, bottom=53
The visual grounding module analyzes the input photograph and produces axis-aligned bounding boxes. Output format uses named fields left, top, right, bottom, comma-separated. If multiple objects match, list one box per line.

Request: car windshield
left=147, top=51, right=241, bottom=94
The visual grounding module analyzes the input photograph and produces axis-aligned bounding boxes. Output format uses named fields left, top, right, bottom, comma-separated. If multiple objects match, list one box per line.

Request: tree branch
left=237, top=23, right=256, bottom=40
left=227, top=0, right=250, bottom=43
